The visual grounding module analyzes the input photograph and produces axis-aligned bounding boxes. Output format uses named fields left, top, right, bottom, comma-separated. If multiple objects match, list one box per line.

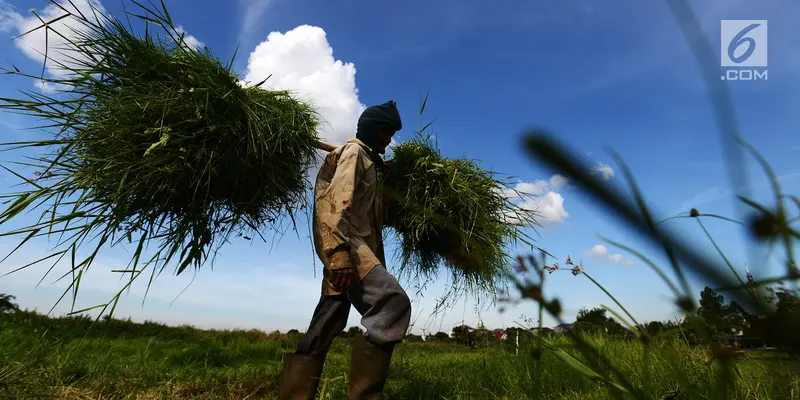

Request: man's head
left=356, top=100, right=402, bottom=155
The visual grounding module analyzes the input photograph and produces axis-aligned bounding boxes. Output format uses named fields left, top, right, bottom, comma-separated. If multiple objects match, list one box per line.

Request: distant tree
left=641, top=320, right=679, bottom=336
left=698, top=286, right=726, bottom=333
left=723, top=300, right=750, bottom=333
left=452, top=325, right=475, bottom=347
left=576, top=308, right=608, bottom=326
left=405, top=334, right=424, bottom=343
left=537, top=327, right=555, bottom=336
left=764, top=288, right=800, bottom=355
left=638, top=320, right=681, bottom=341
left=426, top=331, right=451, bottom=342
left=696, top=286, right=752, bottom=339
left=504, top=327, right=537, bottom=346
left=574, top=307, right=627, bottom=335
left=339, top=326, right=364, bottom=338
left=643, top=321, right=666, bottom=335
left=474, top=324, right=492, bottom=348
left=434, top=331, right=450, bottom=341
left=681, top=314, right=713, bottom=345
left=0, top=293, right=20, bottom=313
left=286, top=329, right=300, bottom=336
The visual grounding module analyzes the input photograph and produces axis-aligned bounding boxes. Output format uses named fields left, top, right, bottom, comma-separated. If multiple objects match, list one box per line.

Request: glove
left=327, top=250, right=356, bottom=290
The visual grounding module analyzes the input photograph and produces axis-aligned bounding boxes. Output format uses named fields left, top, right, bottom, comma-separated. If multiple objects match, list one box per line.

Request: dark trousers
left=296, top=265, right=412, bottom=356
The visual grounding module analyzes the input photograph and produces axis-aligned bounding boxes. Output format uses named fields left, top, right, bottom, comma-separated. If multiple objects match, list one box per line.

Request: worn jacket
left=313, top=138, right=386, bottom=296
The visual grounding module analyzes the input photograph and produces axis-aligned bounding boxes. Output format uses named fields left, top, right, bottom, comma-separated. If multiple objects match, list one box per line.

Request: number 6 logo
left=728, top=23, right=760, bottom=64
left=721, top=20, right=768, bottom=68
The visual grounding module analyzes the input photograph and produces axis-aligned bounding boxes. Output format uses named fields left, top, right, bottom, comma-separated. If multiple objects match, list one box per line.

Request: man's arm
left=316, top=145, right=363, bottom=288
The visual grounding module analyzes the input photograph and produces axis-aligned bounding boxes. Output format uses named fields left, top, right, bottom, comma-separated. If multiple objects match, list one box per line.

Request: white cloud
left=590, top=162, right=615, bottom=181
left=504, top=175, right=569, bottom=226
left=241, top=25, right=365, bottom=146
left=0, top=0, right=106, bottom=88
left=0, top=1, right=22, bottom=33
left=0, top=0, right=203, bottom=93
left=175, top=25, right=204, bottom=50
left=584, top=244, right=633, bottom=266
left=505, top=180, right=549, bottom=198
left=549, top=174, right=569, bottom=189
left=521, top=191, right=569, bottom=226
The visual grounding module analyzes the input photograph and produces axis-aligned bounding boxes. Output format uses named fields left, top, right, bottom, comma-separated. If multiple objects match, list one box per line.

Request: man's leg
left=346, top=266, right=412, bottom=399
left=296, top=294, right=352, bottom=355
left=279, top=294, right=351, bottom=400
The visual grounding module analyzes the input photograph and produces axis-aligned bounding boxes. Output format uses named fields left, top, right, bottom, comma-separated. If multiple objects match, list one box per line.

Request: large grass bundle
left=380, top=134, right=539, bottom=294
left=0, top=1, right=319, bottom=285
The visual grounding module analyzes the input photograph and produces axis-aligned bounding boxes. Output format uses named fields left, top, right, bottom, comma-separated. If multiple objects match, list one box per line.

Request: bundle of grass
left=380, top=133, right=539, bottom=295
left=0, top=1, right=320, bottom=301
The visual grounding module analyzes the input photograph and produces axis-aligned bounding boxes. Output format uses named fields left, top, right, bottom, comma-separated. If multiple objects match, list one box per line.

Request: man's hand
left=330, top=267, right=356, bottom=290
left=328, top=250, right=356, bottom=290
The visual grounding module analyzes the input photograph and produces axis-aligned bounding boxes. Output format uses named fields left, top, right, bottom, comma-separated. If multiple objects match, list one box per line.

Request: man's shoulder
left=339, top=140, right=375, bottom=167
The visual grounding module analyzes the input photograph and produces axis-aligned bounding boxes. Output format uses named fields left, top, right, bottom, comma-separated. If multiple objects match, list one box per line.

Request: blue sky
left=0, top=0, right=799, bottom=335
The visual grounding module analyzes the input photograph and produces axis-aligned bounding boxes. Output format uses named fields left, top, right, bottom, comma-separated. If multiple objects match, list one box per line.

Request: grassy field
left=1, top=310, right=799, bottom=399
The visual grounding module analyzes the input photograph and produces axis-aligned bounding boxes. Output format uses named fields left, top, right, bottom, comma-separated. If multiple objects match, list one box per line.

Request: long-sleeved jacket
left=313, top=138, right=386, bottom=296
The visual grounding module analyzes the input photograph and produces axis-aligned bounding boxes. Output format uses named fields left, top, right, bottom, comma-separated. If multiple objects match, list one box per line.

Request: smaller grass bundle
left=380, top=134, right=539, bottom=294
left=0, top=1, right=320, bottom=303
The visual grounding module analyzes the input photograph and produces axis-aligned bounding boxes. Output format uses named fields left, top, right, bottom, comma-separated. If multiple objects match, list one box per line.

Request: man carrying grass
left=279, top=101, right=412, bottom=400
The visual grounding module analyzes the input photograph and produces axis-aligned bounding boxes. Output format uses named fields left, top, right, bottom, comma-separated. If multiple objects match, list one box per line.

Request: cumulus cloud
left=590, top=162, right=615, bottom=181
left=584, top=244, right=633, bottom=266
left=0, top=0, right=203, bottom=93
left=549, top=174, right=569, bottom=189
left=0, top=1, right=21, bottom=32
left=175, top=25, right=204, bottom=50
left=507, top=180, right=549, bottom=197
left=0, top=0, right=106, bottom=87
left=241, top=25, right=365, bottom=146
left=503, top=175, right=569, bottom=226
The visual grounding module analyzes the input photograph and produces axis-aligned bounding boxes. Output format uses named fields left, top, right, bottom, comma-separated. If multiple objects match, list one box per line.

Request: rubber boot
left=278, top=352, right=325, bottom=400
left=347, top=336, right=395, bottom=400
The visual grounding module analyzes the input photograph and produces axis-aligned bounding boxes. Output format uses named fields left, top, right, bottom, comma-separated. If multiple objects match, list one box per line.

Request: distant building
left=492, top=329, right=508, bottom=341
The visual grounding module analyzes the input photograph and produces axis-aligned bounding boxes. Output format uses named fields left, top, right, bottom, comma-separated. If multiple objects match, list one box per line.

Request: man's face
left=375, top=128, right=396, bottom=154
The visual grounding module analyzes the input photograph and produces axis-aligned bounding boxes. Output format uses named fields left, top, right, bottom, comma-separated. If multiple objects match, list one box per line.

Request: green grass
left=381, top=118, right=539, bottom=299
left=1, top=310, right=798, bottom=399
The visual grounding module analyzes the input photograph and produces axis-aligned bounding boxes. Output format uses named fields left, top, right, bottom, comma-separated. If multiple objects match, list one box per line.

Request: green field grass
left=1, top=310, right=799, bottom=399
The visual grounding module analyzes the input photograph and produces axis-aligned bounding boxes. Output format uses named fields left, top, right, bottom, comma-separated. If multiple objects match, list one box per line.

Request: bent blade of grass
left=599, top=235, right=681, bottom=297
left=658, top=213, right=743, bottom=226
left=664, top=0, right=751, bottom=219
left=507, top=268, right=645, bottom=398
left=540, top=339, right=632, bottom=396
left=522, top=133, right=764, bottom=313
left=694, top=218, right=749, bottom=294
left=736, top=138, right=797, bottom=271
left=582, top=271, right=638, bottom=327
left=600, top=305, right=636, bottom=332
left=610, top=150, right=692, bottom=301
